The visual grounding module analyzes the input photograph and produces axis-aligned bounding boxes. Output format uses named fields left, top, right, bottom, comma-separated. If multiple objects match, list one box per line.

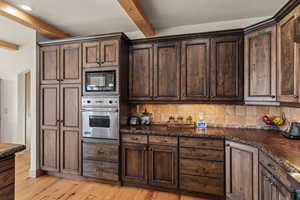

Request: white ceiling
left=3, top=0, right=289, bottom=38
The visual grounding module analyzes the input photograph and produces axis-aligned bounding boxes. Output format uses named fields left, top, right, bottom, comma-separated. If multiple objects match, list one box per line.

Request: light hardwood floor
left=15, top=153, right=211, bottom=200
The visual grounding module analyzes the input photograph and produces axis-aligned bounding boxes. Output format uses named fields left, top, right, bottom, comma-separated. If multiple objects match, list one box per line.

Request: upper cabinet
left=129, top=43, right=153, bottom=101
left=211, top=35, right=243, bottom=102
left=153, top=41, right=181, bottom=101
left=40, top=43, right=82, bottom=84
left=277, top=6, right=300, bottom=103
left=244, top=26, right=277, bottom=104
left=82, top=39, right=119, bottom=68
left=181, top=38, right=210, bottom=101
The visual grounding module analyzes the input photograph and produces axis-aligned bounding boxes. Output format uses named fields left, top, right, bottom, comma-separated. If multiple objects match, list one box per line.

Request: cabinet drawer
left=180, top=174, right=224, bottom=196
left=122, top=134, right=148, bottom=144
left=83, top=160, right=119, bottom=181
left=180, top=159, right=224, bottom=178
left=180, top=148, right=224, bottom=161
left=0, top=184, right=14, bottom=200
left=0, top=169, right=14, bottom=189
left=180, top=137, right=224, bottom=150
left=82, top=142, right=119, bottom=162
left=0, top=157, right=14, bottom=173
left=149, top=136, right=177, bottom=146
left=259, top=151, right=291, bottom=188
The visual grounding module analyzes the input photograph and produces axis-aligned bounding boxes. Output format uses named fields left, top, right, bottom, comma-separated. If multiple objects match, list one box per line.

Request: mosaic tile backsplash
left=135, top=104, right=300, bottom=130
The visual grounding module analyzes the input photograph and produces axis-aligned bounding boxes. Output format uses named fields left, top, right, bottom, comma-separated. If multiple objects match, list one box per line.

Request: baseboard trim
left=28, top=169, right=44, bottom=178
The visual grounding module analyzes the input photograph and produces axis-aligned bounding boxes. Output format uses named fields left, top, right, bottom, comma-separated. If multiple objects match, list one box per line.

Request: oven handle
left=81, top=108, right=119, bottom=113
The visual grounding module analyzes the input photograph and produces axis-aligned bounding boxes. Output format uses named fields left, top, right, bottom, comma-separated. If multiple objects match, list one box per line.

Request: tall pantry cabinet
left=40, top=44, right=82, bottom=175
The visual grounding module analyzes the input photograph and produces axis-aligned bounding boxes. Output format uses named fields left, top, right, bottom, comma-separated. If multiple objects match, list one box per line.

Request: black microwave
left=83, top=67, right=119, bottom=95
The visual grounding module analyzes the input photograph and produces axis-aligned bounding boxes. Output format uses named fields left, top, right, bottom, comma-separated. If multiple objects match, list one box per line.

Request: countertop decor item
left=167, top=116, right=195, bottom=128
left=140, top=109, right=152, bottom=125
left=262, top=113, right=285, bottom=130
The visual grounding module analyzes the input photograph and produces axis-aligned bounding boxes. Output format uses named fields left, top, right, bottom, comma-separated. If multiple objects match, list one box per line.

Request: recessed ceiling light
left=20, top=4, right=32, bottom=12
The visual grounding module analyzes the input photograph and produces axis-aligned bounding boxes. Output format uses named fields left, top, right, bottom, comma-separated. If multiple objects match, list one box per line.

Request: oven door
left=82, top=108, right=119, bottom=139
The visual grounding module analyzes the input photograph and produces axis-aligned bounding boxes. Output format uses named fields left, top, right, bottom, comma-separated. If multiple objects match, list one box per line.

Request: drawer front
left=83, top=160, right=119, bottom=181
left=0, top=169, right=14, bottom=189
left=0, top=184, right=14, bottom=200
left=180, top=137, right=224, bottom=150
left=0, top=157, right=14, bottom=172
left=180, top=174, right=224, bottom=196
left=180, top=148, right=224, bottom=161
left=259, top=151, right=291, bottom=188
left=122, top=134, right=148, bottom=144
left=82, top=142, right=119, bottom=162
left=180, top=159, right=224, bottom=178
left=149, top=136, right=177, bottom=146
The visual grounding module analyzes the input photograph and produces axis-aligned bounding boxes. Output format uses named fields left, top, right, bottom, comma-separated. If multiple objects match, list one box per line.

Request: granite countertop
left=0, top=144, right=26, bottom=159
left=120, top=125, right=300, bottom=174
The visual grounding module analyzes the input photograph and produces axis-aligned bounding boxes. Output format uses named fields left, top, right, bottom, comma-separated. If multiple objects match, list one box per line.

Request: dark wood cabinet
left=60, top=43, right=82, bottom=84
left=60, top=84, right=81, bottom=175
left=154, top=41, right=180, bottom=101
left=129, top=43, right=153, bottom=101
left=82, top=41, right=100, bottom=68
left=148, top=145, right=177, bottom=189
left=259, top=165, right=291, bottom=200
left=211, top=35, right=243, bottom=102
left=100, top=39, right=119, bottom=66
left=277, top=7, right=300, bottom=103
left=225, top=141, right=258, bottom=200
left=181, top=38, right=210, bottom=101
left=121, top=143, right=148, bottom=185
left=244, top=26, right=277, bottom=103
left=40, top=85, right=60, bottom=172
left=40, top=46, right=60, bottom=85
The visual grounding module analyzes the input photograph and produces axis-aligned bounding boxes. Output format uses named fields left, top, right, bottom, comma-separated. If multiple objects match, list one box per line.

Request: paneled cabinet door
left=154, top=41, right=180, bottom=101
left=181, top=38, right=210, bottom=101
left=277, top=6, right=300, bottom=103
left=40, top=85, right=60, bottom=172
left=60, top=43, right=82, bottom=84
left=100, top=40, right=119, bottom=67
left=211, top=35, right=243, bottom=102
left=244, top=26, right=277, bottom=102
left=259, top=165, right=291, bottom=200
left=40, top=46, right=60, bottom=85
left=82, top=41, right=100, bottom=68
left=129, top=43, right=153, bottom=101
left=122, top=144, right=148, bottom=185
left=148, top=145, right=178, bottom=189
left=60, top=84, right=81, bottom=175
left=225, top=141, right=259, bottom=200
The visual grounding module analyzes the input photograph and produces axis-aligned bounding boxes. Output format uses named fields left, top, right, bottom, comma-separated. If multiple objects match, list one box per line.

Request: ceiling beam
left=0, top=1, right=71, bottom=39
left=117, top=0, right=155, bottom=37
left=0, top=40, right=19, bottom=50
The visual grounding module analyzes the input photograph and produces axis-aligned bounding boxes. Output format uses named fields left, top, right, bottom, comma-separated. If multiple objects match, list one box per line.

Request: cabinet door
left=82, top=41, right=100, bottom=68
left=259, top=165, right=291, bottom=200
left=226, top=141, right=258, bottom=200
left=277, top=6, right=300, bottom=103
left=245, top=26, right=277, bottom=102
left=100, top=40, right=119, bottom=66
left=60, top=43, right=82, bottom=84
left=60, top=84, right=81, bottom=175
left=40, top=85, right=60, bottom=172
left=40, top=46, right=60, bottom=85
left=154, top=41, right=180, bottom=101
left=129, top=43, right=153, bottom=101
left=181, top=38, right=210, bottom=101
left=211, top=35, right=243, bottom=102
left=122, top=144, right=148, bottom=184
left=149, top=145, right=178, bottom=189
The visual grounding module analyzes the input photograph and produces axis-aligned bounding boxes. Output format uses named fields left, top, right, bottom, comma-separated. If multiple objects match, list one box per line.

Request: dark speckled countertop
left=0, top=143, right=26, bottom=159
left=120, top=125, right=300, bottom=175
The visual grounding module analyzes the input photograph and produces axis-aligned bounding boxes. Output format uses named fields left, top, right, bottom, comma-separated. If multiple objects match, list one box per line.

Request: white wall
left=0, top=16, right=36, bottom=145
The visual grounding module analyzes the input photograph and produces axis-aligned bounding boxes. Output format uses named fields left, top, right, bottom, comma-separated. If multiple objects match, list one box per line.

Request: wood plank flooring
left=15, top=153, right=211, bottom=200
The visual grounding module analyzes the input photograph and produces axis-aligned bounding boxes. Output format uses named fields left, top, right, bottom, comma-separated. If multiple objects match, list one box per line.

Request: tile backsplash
left=135, top=104, right=300, bottom=130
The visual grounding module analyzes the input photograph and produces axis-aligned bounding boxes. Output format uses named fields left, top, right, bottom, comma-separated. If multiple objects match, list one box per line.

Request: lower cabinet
left=259, top=165, right=291, bottom=200
left=225, top=141, right=259, bottom=200
left=148, top=145, right=178, bottom=189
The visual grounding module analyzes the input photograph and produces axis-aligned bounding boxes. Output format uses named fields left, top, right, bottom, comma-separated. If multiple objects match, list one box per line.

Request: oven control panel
left=82, top=97, right=118, bottom=107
